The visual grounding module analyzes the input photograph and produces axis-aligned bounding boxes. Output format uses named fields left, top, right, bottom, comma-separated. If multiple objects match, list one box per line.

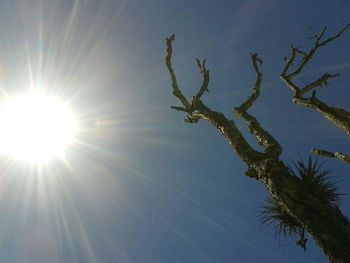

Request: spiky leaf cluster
left=289, top=157, right=341, bottom=207
left=260, top=197, right=308, bottom=250
left=260, top=157, right=340, bottom=250
left=261, top=197, right=303, bottom=238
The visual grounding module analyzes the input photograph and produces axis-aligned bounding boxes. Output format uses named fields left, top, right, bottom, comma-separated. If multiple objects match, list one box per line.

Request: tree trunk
left=165, top=34, right=350, bottom=262
left=194, top=101, right=350, bottom=263
left=263, top=160, right=350, bottom=263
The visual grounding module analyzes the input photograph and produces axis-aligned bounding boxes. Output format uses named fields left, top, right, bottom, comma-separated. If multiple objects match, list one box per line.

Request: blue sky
left=0, top=0, right=349, bottom=262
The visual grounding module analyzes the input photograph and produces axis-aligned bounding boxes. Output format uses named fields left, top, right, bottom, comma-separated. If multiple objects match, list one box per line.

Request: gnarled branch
left=234, top=53, right=282, bottom=158
left=280, top=24, right=350, bottom=162
left=282, top=23, right=350, bottom=80
left=299, top=73, right=339, bottom=96
left=194, top=58, right=210, bottom=101
left=165, top=34, right=350, bottom=263
left=311, top=148, right=350, bottom=164
left=166, top=36, right=282, bottom=164
left=165, top=34, right=266, bottom=165
left=166, top=34, right=191, bottom=110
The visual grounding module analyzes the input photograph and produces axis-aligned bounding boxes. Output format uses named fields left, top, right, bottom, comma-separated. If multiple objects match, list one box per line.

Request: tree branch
left=194, top=58, right=210, bottom=102
left=299, top=73, right=340, bottom=96
left=191, top=101, right=266, bottom=165
left=165, top=34, right=350, bottom=262
left=234, top=53, right=282, bottom=158
left=280, top=24, right=350, bottom=162
left=318, top=23, right=350, bottom=47
left=170, top=105, right=187, bottom=112
left=292, top=96, right=350, bottom=137
left=285, top=23, right=350, bottom=79
left=236, top=53, right=262, bottom=112
left=311, top=148, right=350, bottom=164
left=165, top=34, right=191, bottom=110
left=165, top=35, right=265, bottom=165
left=280, top=23, right=350, bottom=97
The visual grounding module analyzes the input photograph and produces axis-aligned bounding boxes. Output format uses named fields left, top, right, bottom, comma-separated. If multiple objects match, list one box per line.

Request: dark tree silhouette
left=280, top=23, right=350, bottom=164
left=165, top=24, right=350, bottom=263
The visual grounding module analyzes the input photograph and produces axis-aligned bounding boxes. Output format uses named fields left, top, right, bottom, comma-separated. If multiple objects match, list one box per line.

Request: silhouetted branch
left=299, top=73, right=340, bottom=96
left=284, top=23, right=350, bottom=79
left=170, top=106, right=187, bottom=112
left=311, top=148, right=350, bottom=164
left=234, top=53, right=281, bottom=158
left=294, top=47, right=308, bottom=57
left=318, top=23, right=350, bottom=47
left=194, top=58, right=210, bottom=101
left=165, top=33, right=350, bottom=262
left=280, top=24, right=350, bottom=163
left=165, top=34, right=265, bottom=164
left=166, top=34, right=191, bottom=109
left=236, top=53, right=262, bottom=112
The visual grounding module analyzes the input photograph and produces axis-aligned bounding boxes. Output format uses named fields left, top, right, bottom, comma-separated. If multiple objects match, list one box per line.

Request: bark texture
left=165, top=34, right=350, bottom=263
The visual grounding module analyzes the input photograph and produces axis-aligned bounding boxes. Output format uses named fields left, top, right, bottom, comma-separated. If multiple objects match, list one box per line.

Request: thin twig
left=236, top=53, right=262, bottom=112
left=193, top=58, right=210, bottom=103
left=285, top=23, right=350, bottom=80
left=299, top=73, right=340, bottom=96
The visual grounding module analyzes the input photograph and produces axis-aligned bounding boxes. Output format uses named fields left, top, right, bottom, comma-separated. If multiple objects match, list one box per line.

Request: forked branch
left=280, top=24, right=350, bottom=161
left=165, top=33, right=350, bottom=263
left=194, top=58, right=210, bottom=100
left=282, top=23, right=350, bottom=80
left=234, top=53, right=282, bottom=158
left=166, top=34, right=211, bottom=123
left=236, top=53, right=262, bottom=112
left=165, top=35, right=278, bottom=166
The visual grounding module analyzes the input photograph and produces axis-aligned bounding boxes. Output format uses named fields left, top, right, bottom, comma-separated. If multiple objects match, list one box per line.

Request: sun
left=0, top=90, right=77, bottom=164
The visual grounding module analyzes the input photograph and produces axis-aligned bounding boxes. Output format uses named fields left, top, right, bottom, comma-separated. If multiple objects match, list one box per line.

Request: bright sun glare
left=0, top=91, right=77, bottom=164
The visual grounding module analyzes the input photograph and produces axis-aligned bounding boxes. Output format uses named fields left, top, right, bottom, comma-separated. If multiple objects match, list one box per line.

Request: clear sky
left=0, top=0, right=349, bottom=262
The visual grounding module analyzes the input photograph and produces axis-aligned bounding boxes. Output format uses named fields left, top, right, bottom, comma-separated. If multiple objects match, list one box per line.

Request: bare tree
left=165, top=26, right=350, bottom=262
left=280, top=23, right=350, bottom=164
